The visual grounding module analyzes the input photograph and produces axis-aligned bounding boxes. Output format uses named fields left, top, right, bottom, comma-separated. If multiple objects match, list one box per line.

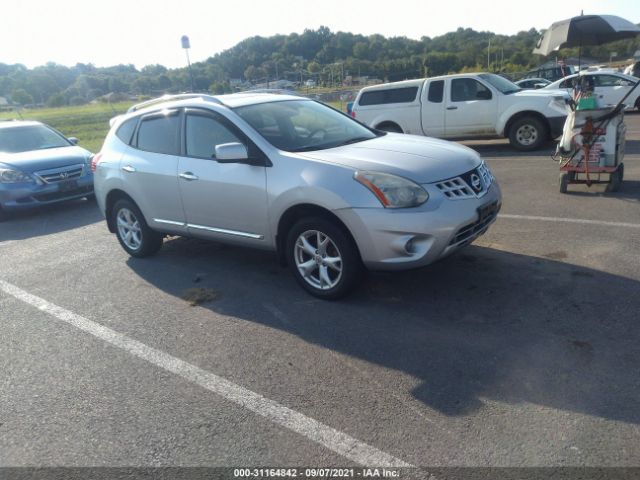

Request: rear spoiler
left=109, top=115, right=123, bottom=128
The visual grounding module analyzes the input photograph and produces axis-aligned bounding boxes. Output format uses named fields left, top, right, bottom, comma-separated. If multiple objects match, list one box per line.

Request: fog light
left=405, top=238, right=415, bottom=254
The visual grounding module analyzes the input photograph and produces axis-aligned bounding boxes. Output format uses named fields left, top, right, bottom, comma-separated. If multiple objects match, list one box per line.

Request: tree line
left=2, top=26, right=639, bottom=107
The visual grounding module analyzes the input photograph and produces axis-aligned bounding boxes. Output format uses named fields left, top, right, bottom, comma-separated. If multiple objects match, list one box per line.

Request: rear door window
left=427, top=81, right=444, bottom=103
left=136, top=111, right=181, bottom=155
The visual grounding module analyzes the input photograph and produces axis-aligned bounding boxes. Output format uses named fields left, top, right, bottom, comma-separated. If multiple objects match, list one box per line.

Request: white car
left=515, top=78, right=552, bottom=90
left=352, top=73, right=570, bottom=151
left=543, top=72, right=640, bottom=110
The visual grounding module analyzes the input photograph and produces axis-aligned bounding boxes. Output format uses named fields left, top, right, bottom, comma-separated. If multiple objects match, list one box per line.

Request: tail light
left=350, top=110, right=356, bottom=118
left=91, top=152, right=103, bottom=172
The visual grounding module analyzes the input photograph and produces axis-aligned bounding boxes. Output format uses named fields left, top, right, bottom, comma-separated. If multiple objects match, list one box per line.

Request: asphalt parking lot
left=1, top=115, right=639, bottom=472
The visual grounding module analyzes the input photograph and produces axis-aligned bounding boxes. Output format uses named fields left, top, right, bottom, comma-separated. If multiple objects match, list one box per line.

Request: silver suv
left=94, top=93, right=501, bottom=299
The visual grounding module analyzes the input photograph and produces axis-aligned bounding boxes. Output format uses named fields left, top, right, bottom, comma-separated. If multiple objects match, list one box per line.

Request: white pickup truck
left=351, top=73, right=570, bottom=150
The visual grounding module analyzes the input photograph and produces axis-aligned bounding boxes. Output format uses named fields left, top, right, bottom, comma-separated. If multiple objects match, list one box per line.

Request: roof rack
left=126, top=93, right=223, bottom=113
left=238, top=88, right=303, bottom=96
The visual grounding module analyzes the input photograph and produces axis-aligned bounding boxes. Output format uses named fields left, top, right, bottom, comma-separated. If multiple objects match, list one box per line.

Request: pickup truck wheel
left=509, top=116, right=547, bottom=151
left=376, top=122, right=403, bottom=133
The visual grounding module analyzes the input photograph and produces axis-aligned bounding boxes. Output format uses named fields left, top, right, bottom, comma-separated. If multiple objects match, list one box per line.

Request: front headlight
left=354, top=171, right=429, bottom=208
left=0, top=168, right=34, bottom=184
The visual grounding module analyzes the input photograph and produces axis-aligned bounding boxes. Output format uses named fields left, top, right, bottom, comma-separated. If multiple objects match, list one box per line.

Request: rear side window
left=136, top=113, right=180, bottom=155
left=428, top=81, right=444, bottom=103
left=358, top=87, right=419, bottom=106
left=116, top=118, right=137, bottom=145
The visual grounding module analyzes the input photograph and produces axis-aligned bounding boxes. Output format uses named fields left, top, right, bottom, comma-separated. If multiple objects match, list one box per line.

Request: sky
left=2, top=0, right=639, bottom=70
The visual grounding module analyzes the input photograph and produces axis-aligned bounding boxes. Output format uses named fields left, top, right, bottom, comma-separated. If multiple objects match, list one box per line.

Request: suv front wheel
left=286, top=217, right=362, bottom=299
left=112, top=199, right=163, bottom=257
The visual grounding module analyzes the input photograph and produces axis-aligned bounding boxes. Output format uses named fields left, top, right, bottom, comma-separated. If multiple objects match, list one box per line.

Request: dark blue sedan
left=0, top=120, right=94, bottom=219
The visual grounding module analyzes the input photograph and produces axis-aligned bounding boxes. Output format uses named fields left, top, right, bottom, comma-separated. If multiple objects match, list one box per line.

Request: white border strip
left=499, top=214, right=640, bottom=229
left=0, top=279, right=411, bottom=467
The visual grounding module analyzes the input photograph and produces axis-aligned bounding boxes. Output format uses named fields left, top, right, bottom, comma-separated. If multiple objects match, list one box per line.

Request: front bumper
left=0, top=174, right=94, bottom=212
left=336, top=181, right=502, bottom=271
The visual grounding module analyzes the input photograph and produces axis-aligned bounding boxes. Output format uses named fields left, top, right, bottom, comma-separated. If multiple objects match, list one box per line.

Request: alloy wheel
left=294, top=229, right=343, bottom=290
left=116, top=207, right=142, bottom=251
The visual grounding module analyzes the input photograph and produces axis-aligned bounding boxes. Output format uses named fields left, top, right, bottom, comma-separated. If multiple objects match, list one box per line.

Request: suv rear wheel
left=112, top=199, right=163, bottom=257
left=286, top=217, right=362, bottom=299
left=509, top=116, right=547, bottom=151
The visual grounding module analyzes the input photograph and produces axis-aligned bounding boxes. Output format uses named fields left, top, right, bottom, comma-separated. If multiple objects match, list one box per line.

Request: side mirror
left=68, top=137, right=79, bottom=145
left=476, top=90, right=492, bottom=100
left=215, top=142, right=248, bottom=163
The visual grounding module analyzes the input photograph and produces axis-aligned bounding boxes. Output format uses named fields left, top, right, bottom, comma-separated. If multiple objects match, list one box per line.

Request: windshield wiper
left=291, top=136, right=373, bottom=152
left=331, top=136, right=374, bottom=148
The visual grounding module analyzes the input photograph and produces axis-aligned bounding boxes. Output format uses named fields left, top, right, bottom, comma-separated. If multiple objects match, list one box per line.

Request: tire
left=509, top=116, right=548, bottom=151
left=606, top=165, right=623, bottom=192
left=559, top=172, right=569, bottom=194
left=111, top=199, right=163, bottom=257
left=376, top=123, right=403, bottom=133
left=285, top=217, right=362, bottom=300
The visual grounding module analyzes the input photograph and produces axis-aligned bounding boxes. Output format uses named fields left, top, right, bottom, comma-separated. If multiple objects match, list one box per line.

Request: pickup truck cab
left=352, top=73, right=569, bottom=150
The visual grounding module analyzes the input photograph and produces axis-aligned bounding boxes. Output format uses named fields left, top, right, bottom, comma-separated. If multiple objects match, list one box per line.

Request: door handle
left=179, top=172, right=199, bottom=181
left=446, top=106, right=458, bottom=110
left=121, top=165, right=136, bottom=173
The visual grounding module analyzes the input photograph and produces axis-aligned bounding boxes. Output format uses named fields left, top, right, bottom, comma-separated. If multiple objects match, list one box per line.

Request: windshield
left=0, top=124, right=71, bottom=153
left=234, top=100, right=378, bottom=152
left=478, top=73, right=521, bottom=94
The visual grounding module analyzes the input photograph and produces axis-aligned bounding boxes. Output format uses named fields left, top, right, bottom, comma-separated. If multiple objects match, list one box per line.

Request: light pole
left=181, top=35, right=195, bottom=92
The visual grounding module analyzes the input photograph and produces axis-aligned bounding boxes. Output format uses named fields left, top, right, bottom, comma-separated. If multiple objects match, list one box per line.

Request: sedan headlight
left=354, top=171, right=428, bottom=208
left=0, top=168, right=34, bottom=184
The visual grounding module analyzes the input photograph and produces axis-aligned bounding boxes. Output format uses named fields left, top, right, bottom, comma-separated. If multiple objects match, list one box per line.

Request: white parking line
left=0, top=279, right=412, bottom=468
left=499, top=214, right=640, bottom=229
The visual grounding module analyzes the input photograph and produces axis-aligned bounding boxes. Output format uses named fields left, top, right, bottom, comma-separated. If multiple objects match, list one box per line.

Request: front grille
left=35, top=164, right=84, bottom=183
left=449, top=202, right=499, bottom=246
left=435, top=162, right=494, bottom=200
left=435, top=178, right=475, bottom=199
left=33, top=185, right=92, bottom=202
left=477, top=162, right=494, bottom=188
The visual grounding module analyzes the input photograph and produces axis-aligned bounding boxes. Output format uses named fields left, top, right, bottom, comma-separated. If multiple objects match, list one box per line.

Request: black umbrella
left=533, top=14, right=640, bottom=60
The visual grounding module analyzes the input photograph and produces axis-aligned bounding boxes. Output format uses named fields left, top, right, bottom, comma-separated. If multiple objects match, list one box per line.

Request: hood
left=513, top=88, right=569, bottom=99
left=0, top=146, right=92, bottom=173
left=298, top=134, right=481, bottom=183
